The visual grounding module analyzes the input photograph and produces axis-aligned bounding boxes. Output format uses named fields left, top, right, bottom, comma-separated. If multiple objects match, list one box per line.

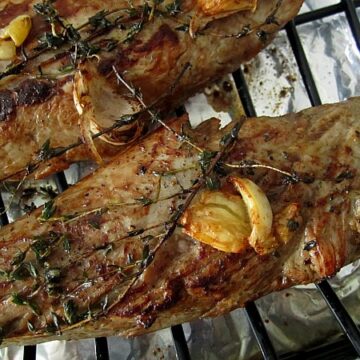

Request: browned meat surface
left=0, top=0, right=303, bottom=181
left=0, top=97, right=359, bottom=347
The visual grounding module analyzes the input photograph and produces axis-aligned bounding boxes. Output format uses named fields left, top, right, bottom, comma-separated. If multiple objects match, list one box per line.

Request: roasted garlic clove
left=199, top=0, right=257, bottom=16
left=190, top=0, right=257, bottom=37
left=229, top=177, right=277, bottom=255
left=0, top=40, right=16, bottom=60
left=181, top=191, right=251, bottom=253
left=6, top=15, right=32, bottom=47
left=182, top=177, right=276, bottom=255
left=0, top=14, right=32, bottom=60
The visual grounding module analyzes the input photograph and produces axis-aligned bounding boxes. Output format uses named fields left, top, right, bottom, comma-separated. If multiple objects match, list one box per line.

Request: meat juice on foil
left=1, top=1, right=360, bottom=359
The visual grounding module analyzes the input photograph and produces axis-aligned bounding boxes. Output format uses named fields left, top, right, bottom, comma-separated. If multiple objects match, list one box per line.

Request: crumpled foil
left=1, top=1, right=360, bottom=359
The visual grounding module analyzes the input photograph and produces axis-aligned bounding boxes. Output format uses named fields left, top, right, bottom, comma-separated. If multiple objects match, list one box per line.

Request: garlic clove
left=229, top=177, right=277, bottom=255
left=181, top=190, right=251, bottom=253
left=6, top=14, right=32, bottom=47
left=0, top=40, right=16, bottom=60
left=199, top=0, right=257, bottom=16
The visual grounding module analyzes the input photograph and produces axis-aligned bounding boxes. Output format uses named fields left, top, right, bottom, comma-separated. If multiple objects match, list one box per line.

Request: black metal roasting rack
left=1, top=1, right=360, bottom=359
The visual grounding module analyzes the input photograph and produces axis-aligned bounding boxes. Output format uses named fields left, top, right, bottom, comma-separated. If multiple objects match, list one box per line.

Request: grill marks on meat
left=0, top=98, right=359, bottom=347
left=0, top=79, right=55, bottom=121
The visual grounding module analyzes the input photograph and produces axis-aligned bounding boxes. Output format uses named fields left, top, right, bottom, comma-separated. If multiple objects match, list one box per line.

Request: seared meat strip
left=0, top=0, right=303, bottom=180
left=0, top=97, right=359, bottom=347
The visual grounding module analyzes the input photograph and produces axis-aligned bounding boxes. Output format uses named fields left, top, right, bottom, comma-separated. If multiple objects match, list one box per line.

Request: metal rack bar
left=342, top=0, right=360, bottom=51
left=171, top=325, right=191, bottom=360
left=295, top=0, right=360, bottom=25
left=280, top=335, right=358, bottom=360
left=295, top=3, right=344, bottom=25
left=95, top=337, right=110, bottom=360
left=317, top=281, right=360, bottom=356
left=23, top=345, right=37, bottom=360
left=232, top=68, right=278, bottom=360
left=285, top=21, right=321, bottom=106
left=0, top=197, right=8, bottom=227
left=54, top=171, right=69, bottom=193
left=245, top=303, right=278, bottom=360
left=232, top=68, right=257, bottom=117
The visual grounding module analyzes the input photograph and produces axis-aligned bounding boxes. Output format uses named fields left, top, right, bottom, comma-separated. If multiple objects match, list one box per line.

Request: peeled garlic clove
left=0, top=27, right=9, bottom=40
left=181, top=191, right=251, bottom=253
left=7, top=15, right=32, bottom=47
left=73, top=69, right=89, bottom=115
left=199, top=0, right=257, bottom=16
left=0, top=40, right=16, bottom=60
left=229, top=177, right=276, bottom=255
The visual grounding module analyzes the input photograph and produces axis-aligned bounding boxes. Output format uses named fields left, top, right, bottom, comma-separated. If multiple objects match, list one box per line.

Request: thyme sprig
left=39, top=185, right=195, bottom=224
left=224, top=160, right=296, bottom=179
left=112, top=65, right=203, bottom=152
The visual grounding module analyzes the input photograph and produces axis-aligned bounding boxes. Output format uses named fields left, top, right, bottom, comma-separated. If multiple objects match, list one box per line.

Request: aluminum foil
left=1, top=1, right=360, bottom=359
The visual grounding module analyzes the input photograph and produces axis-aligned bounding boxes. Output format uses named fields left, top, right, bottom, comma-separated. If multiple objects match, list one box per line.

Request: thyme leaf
left=304, top=240, right=317, bottom=252
left=220, top=122, right=241, bottom=148
left=287, top=219, right=299, bottom=232
left=36, top=33, right=65, bottom=50
left=89, top=219, right=101, bottom=229
left=11, top=251, right=26, bottom=266
left=51, top=312, right=61, bottom=333
left=62, top=235, right=71, bottom=253
left=27, top=321, right=35, bottom=333
left=101, top=295, right=109, bottom=312
left=0, top=269, right=9, bottom=280
left=33, top=0, right=58, bottom=23
left=45, top=268, right=61, bottom=283
left=124, top=22, right=144, bottom=43
left=128, top=228, right=145, bottom=237
left=37, top=139, right=52, bottom=161
left=89, top=10, right=112, bottom=30
left=31, top=237, right=52, bottom=261
left=136, top=197, right=153, bottom=206
left=11, top=293, right=41, bottom=315
left=198, top=151, right=217, bottom=173
left=166, top=0, right=181, bottom=16
left=175, top=24, right=189, bottom=32
left=63, top=300, right=78, bottom=324
left=205, top=176, right=220, bottom=190
left=142, top=244, right=150, bottom=261
left=10, top=263, right=38, bottom=281
left=11, top=293, right=27, bottom=306
left=40, top=200, right=56, bottom=221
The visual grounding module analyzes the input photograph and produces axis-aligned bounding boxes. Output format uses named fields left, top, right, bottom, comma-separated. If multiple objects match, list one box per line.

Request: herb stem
left=112, top=65, right=203, bottom=153
left=224, top=161, right=295, bottom=179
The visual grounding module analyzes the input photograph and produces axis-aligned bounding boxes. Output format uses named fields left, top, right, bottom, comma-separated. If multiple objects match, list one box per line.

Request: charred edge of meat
left=0, top=90, right=15, bottom=122
left=0, top=79, right=55, bottom=121
left=16, top=79, right=55, bottom=106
